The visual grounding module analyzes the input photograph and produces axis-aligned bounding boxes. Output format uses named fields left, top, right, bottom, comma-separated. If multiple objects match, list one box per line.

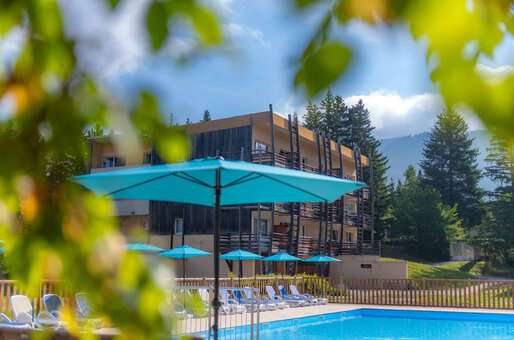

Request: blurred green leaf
left=295, top=0, right=324, bottom=8
left=106, top=0, right=121, bottom=9
left=146, top=1, right=170, bottom=51
left=293, top=0, right=514, bottom=145
left=190, top=5, right=222, bottom=46
left=295, top=41, right=351, bottom=97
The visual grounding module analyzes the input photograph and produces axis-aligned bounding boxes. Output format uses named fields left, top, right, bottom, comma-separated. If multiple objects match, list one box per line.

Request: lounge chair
left=219, top=288, right=246, bottom=314
left=0, top=313, right=31, bottom=329
left=43, top=294, right=63, bottom=318
left=75, top=293, right=103, bottom=329
left=265, top=286, right=293, bottom=308
left=231, top=288, right=269, bottom=312
left=277, top=286, right=309, bottom=306
left=199, top=288, right=231, bottom=315
left=289, top=284, right=328, bottom=305
left=11, top=295, right=60, bottom=328
left=243, top=287, right=277, bottom=311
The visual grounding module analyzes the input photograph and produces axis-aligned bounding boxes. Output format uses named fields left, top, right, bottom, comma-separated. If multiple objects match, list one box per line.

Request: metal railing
left=170, top=286, right=261, bottom=340
left=220, top=233, right=271, bottom=254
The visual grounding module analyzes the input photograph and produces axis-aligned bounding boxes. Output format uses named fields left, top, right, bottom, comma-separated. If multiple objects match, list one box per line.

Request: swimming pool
left=235, top=309, right=514, bottom=339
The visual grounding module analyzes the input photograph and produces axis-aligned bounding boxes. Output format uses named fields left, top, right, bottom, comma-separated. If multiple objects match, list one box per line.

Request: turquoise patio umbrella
left=73, top=156, right=365, bottom=338
left=304, top=255, right=341, bottom=276
left=221, top=249, right=262, bottom=261
left=303, top=255, right=341, bottom=263
left=263, top=252, right=302, bottom=277
left=160, top=245, right=211, bottom=282
left=221, top=249, right=262, bottom=282
left=126, top=243, right=164, bottom=253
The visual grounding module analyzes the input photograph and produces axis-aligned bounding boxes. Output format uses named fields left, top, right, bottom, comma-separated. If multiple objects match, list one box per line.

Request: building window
left=345, top=231, right=353, bottom=243
left=143, top=152, right=152, bottom=164
left=174, top=218, right=184, bottom=235
left=253, top=218, right=268, bottom=234
left=254, top=141, right=268, bottom=153
left=102, top=156, right=125, bottom=168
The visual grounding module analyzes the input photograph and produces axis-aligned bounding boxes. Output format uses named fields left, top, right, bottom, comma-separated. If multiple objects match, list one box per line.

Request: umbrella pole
left=213, top=168, right=221, bottom=340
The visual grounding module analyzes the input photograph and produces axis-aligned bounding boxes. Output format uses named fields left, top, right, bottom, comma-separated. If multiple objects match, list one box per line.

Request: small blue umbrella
left=304, top=255, right=340, bottom=277
left=160, top=245, right=211, bottom=259
left=263, top=252, right=301, bottom=262
left=221, top=249, right=262, bottom=281
left=126, top=243, right=164, bottom=253
left=263, top=252, right=301, bottom=277
left=303, top=255, right=341, bottom=263
left=160, top=245, right=211, bottom=282
left=220, top=249, right=263, bottom=261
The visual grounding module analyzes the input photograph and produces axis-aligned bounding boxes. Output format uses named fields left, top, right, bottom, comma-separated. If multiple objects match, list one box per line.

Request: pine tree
left=480, top=136, right=514, bottom=261
left=347, top=99, right=392, bottom=240
left=303, top=91, right=392, bottom=240
left=201, top=110, right=212, bottom=122
left=390, top=165, right=451, bottom=261
left=304, top=101, right=323, bottom=132
left=420, top=110, right=483, bottom=228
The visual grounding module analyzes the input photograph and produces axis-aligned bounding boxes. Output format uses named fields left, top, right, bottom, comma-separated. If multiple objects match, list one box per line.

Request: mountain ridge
left=378, top=130, right=493, bottom=189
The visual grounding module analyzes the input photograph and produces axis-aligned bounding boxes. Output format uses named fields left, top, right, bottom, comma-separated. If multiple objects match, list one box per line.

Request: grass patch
left=381, top=258, right=481, bottom=279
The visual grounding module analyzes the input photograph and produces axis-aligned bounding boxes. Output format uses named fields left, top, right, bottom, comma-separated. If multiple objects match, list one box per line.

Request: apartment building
left=88, top=109, right=380, bottom=278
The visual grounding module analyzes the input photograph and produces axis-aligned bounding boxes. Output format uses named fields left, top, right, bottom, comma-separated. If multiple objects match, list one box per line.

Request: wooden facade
left=88, top=108, right=377, bottom=258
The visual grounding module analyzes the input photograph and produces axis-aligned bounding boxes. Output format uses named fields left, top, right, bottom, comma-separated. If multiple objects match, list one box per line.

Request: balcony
left=219, top=233, right=271, bottom=254
left=315, top=240, right=381, bottom=257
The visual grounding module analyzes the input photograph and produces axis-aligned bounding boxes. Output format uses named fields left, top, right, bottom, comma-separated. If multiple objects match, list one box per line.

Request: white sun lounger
left=265, top=286, right=293, bottom=308
left=243, top=287, right=277, bottom=311
left=199, top=288, right=232, bottom=315
left=11, top=295, right=60, bottom=328
left=289, top=284, right=328, bottom=305
left=220, top=288, right=246, bottom=314
left=277, top=286, right=309, bottom=306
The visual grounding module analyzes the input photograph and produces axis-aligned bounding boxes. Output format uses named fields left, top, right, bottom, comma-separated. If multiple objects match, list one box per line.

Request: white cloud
left=224, top=23, right=270, bottom=48
left=207, top=0, right=236, bottom=16
left=292, top=91, right=484, bottom=139
left=59, top=0, right=148, bottom=78
left=344, top=91, right=484, bottom=138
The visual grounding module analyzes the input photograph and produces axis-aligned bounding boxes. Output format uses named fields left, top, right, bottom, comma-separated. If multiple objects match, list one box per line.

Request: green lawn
left=381, top=258, right=482, bottom=279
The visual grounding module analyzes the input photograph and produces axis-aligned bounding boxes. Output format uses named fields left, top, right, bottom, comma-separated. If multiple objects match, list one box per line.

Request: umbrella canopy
left=159, top=245, right=211, bottom=259
left=73, top=157, right=365, bottom=339
left=220, top=249, right=262, bottom=261
left=303, top=255, right=341, bottom=263
left=73, top=158, right=365, bottom=206
left=126, top=243, right=164, bottom=253
left=263, top=252, right=301, bottom=262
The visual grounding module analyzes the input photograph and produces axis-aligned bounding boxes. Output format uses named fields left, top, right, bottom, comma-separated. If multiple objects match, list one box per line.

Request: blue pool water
left=251, top=309, right=514, bottom=339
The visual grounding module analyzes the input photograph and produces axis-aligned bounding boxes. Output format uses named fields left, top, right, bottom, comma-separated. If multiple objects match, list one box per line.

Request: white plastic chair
left=10, top=295, right=60, bottom=328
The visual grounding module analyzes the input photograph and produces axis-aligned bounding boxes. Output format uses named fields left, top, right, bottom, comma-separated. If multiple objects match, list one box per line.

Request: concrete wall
left=330, top=255, right=408, bottom=279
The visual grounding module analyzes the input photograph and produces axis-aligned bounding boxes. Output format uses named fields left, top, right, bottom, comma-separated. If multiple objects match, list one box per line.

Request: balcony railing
left=220, top=231, right=380, bottom=258
left=315, top=240, right=381, bottom=257
left=219, top=233, right=271, bottom=254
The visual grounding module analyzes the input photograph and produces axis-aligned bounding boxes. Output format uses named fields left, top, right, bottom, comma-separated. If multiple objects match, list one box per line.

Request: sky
left=2, top=0, right=514, bottom=138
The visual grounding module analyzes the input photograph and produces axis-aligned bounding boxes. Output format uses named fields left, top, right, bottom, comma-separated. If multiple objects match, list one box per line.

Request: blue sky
left=2, top=0, right=514, bottom=138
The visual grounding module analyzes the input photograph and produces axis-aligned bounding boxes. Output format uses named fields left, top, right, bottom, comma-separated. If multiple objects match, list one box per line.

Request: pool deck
left=258, top=304, right=514, bottom=323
